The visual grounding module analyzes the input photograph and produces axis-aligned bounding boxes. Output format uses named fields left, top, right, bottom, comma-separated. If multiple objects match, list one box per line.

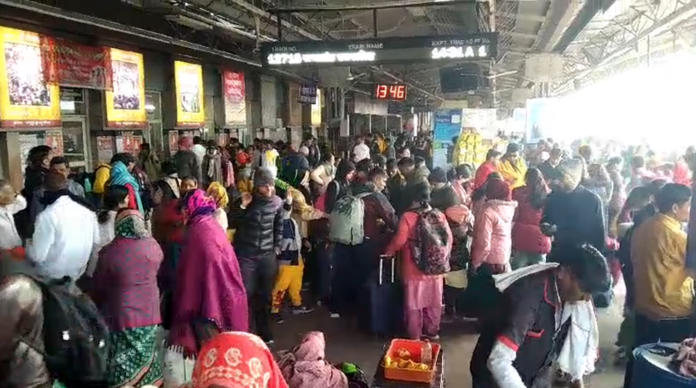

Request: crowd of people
left=0, top=130, right=693, bottom=388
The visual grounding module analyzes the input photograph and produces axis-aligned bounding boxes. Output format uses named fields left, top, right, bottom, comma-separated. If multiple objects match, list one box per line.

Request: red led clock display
left=374, top=84, right=407, bottom=101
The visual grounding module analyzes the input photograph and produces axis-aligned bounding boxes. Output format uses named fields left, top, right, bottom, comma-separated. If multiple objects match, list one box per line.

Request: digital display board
left=374, top=84, right=407, bottom=101
left=261, top=33, right=498, bottom=67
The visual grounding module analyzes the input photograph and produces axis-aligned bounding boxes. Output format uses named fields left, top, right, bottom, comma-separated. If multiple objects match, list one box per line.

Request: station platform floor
left=271, top=283, right=628, bottom=387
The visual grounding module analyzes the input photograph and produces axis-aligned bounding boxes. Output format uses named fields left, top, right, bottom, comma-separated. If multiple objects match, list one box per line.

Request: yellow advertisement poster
left=311, top=88, right=322, bottom=126
left=0, top=26, right=60, bottom=129
left=174, top=60, right=205, bottom=127
left=105, top=48, right=146, bottom=128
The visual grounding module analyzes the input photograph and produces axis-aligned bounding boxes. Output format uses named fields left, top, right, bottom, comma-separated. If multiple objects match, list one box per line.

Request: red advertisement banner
left=223, top=70, right=246, bottom=126
left=41, top=37, right=112, bottom=90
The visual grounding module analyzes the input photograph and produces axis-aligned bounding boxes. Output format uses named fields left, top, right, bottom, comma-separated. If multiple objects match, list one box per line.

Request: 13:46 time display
left=374, top=84, right=407, bottom=101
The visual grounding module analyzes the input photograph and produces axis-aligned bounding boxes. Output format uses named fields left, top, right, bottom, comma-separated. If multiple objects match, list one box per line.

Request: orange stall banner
left=0, top=27, right=61, bottom=129
left=174, top=61, right=205, bottom=128
left=105, top=48, right=146, bottom=129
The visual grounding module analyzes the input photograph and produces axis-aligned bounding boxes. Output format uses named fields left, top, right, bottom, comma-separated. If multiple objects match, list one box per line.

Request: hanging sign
left=0, top=27, right=61, bottom=128
left=222, top=70, right=246, bottom=127
left=298, top=85, right=317, bottom=104
left=41, top=38, right=112, bottom=89
left=105, top=48, right=146, bottom=129
left=261, top=33, right=498, bottom=67
left=174, top=61, right=205, bottom=128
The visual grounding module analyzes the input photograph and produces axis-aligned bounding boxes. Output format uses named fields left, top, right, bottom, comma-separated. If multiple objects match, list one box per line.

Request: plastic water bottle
left=421, top=340, right=432, bottom=366
left=84, top=177, right=93, bottom=193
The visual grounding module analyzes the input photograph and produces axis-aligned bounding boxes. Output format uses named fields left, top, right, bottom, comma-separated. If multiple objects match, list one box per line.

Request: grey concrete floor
left=272, top=284, right=627, bottom=387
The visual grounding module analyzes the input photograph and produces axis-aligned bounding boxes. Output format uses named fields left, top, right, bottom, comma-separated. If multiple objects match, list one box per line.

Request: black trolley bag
left=360, top=254, right=403, bottom=337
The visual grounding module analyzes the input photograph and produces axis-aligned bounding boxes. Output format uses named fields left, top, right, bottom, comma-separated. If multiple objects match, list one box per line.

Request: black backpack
left=0, top=259, right=110, bottom=387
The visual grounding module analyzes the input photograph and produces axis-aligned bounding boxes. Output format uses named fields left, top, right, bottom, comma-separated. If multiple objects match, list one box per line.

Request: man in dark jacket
left=537, top=147, right=563, bottom=183
left=541, top=158, right=606, bottom=252
left=302, top=135, right=321, bottom=168
left=229, top=167, right=283, bottom=344
left=470, top=244, right=611, bottom=388
left=173, top=136, right=200, bottom=183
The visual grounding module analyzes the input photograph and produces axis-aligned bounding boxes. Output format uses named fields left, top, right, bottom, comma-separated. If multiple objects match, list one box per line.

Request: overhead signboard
left=261, top=33, right=498, bottom=67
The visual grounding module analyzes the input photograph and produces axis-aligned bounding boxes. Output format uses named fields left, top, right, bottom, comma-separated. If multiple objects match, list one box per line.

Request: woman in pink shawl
left=277, top=332, right=347, bottom=388
left=168, top=189, right=248, bottom=356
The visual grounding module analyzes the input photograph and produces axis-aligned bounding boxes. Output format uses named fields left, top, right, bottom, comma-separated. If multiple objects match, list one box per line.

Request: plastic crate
left=383, top=338, right=440, bottom=384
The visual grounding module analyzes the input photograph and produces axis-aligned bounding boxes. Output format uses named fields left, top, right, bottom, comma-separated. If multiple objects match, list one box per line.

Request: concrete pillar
left=0, top=132, right=23, bottom=189
left=260, top=75, right=277, bottom=129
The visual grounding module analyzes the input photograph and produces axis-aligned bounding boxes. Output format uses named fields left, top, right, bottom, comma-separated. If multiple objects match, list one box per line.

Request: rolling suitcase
left=360, top=255, right=402, bottom=337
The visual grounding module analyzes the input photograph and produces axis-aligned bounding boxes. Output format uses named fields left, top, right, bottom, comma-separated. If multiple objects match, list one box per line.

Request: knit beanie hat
left=486, top=179, right=511, bottom=201
left=253, top=167, right=275, bottom=187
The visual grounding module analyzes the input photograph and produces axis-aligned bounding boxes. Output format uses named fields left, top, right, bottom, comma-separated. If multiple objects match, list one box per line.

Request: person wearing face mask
left=623, top=183, right=694, bottom=388
left=496, top=143, right=527, bottom=190
left=201, top=140, right=223, bottom=189
left=541, top=158, right=606, bottom=253
left=470, top=244, right=611, bottom=388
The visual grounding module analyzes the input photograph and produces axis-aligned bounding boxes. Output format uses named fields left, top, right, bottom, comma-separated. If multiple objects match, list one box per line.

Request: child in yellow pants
left=271, top=200, right=313, bottom=323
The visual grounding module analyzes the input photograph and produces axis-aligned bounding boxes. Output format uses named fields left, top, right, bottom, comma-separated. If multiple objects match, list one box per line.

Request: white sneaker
left=330, top=312, right=340, bottom=318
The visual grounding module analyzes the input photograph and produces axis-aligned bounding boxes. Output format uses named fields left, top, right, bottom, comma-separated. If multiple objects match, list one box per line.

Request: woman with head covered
left=168, top=190, right=248, bottom=357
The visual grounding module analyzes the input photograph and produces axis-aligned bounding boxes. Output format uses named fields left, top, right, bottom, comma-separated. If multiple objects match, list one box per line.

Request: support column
left=260, top=75, right=277, bottom=132
left=0, top=132, right=22, bottom=189
left=367, top=114, right=372, bottom=134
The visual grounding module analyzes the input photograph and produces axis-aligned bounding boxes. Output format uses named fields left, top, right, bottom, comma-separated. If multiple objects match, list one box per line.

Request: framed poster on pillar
left=0, top=27, right=61, bottom=129
left=222, top=70, right=247, bottom=127
left=174, top=60, right=205, bottom=128
left=104, top=48, right=146, bottom=129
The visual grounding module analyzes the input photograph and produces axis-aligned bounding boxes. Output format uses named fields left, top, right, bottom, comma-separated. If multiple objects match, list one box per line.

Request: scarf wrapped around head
left=181, top=189, right=217, bottom=220
left=278, top=331, right=348, bottom=388
left=114, top=209, right=149, bottom=239
left=206, top=181, right=229, bottom=209
left=109, top=161, right=144, bottom=214
left=557, top=158, right=585, bottom=191
left=191, top=331, right=289, bottom=388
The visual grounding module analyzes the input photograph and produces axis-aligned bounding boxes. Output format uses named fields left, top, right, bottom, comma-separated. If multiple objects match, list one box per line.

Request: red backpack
left=412, top=208, right=453, bottom=275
